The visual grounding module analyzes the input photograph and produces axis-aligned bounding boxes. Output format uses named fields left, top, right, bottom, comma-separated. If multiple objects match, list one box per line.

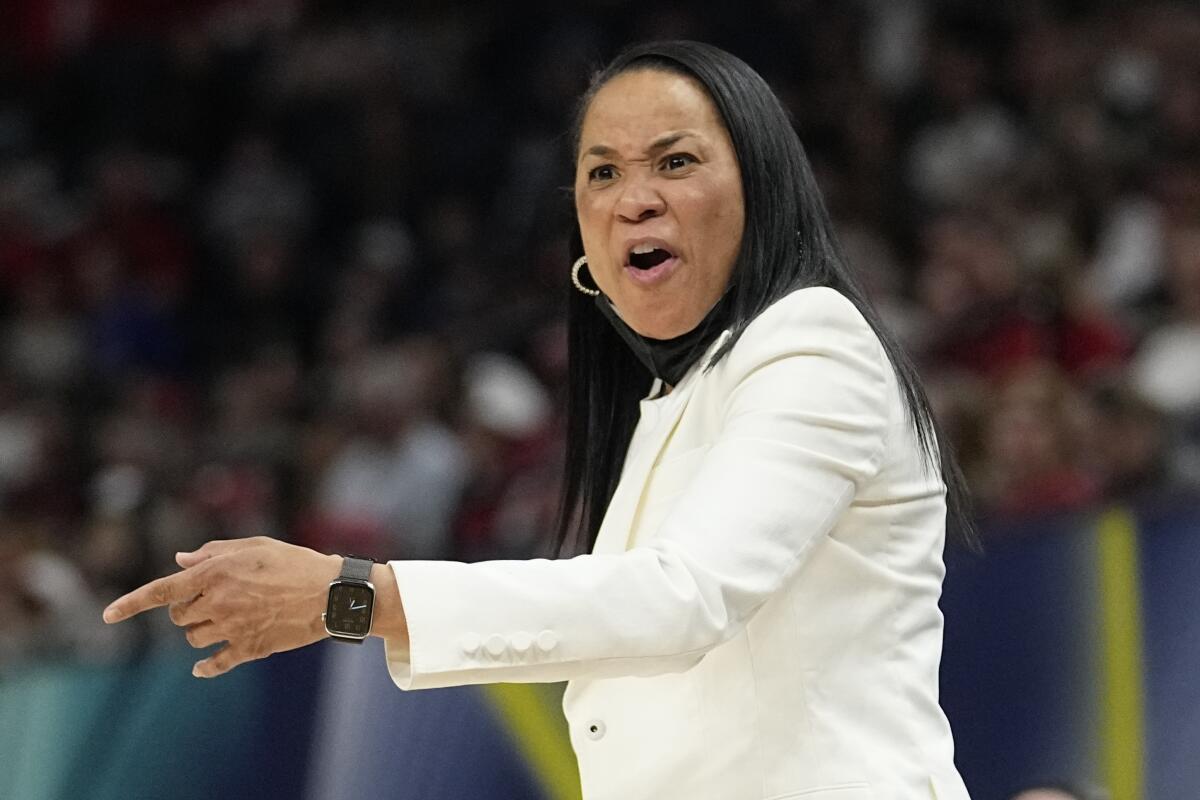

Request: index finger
left=103, top=570, right=202, bottom=623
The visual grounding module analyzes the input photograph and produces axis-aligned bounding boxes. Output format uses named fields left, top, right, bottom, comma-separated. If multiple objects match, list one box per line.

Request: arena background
left=1, top=1, right=1198, bottom=798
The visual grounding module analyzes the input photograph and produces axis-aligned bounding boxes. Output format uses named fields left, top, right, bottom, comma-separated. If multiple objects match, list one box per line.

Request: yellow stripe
left=484, top=683, right=582, bottom=800
left=1095, top=507, right=1145, bottom=800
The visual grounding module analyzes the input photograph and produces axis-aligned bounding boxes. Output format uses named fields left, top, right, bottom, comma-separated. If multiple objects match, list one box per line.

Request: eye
left=662, top=153, right=697, bottom=171
left=587, top=164, right=617, bottom=182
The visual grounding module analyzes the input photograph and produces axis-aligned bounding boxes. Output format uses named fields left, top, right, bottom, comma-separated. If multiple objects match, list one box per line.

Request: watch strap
left=339, top=555, right=375, bottom=583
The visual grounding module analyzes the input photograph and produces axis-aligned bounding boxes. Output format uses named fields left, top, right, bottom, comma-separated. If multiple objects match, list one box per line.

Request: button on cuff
left=459, top=633, right=482, bottom=655
left=535, top=629, right=559, bottom=653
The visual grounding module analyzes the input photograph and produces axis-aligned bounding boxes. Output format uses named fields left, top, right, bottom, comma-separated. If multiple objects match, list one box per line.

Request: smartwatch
left=323, top=555, right=377, bottom=643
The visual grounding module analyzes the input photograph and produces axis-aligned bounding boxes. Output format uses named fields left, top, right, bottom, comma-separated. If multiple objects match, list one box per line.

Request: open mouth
left=628, top=246, right=675, bottom=270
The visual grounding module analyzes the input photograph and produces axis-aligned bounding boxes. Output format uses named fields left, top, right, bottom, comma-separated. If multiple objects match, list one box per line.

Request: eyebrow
left=580, top=131, right=699, bottom=161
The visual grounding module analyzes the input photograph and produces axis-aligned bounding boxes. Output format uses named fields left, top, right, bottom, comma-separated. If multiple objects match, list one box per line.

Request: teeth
left=631, top=244, right=658, bottom=255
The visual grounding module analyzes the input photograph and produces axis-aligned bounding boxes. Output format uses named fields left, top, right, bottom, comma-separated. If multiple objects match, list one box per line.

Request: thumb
left=176, top=550, right=207, bottom=568
left=176, top=536, right=268, bottom=568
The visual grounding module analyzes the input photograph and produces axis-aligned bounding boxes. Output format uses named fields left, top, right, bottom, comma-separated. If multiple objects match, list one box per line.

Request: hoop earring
left=571, top=256, right=601, bottom=297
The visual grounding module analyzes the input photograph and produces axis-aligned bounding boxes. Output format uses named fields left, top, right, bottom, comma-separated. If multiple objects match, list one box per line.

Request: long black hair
left=554, top=40, right=976, bottom=556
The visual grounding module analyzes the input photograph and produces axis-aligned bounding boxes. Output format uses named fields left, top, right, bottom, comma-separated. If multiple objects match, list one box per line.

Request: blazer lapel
left=592, top=331, right=731, bottom=555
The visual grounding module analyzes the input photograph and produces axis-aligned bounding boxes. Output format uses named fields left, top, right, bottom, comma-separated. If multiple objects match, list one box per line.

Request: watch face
left=325, top=582, right=374, bottom=637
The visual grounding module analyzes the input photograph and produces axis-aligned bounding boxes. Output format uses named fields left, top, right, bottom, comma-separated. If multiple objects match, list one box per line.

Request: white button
left=485, top=634, right=508, bottom=657
left=459, top=633, right=482, bottom=655
left=535, top=629, right=559, bottom=653
left=510, top=632, right=533, bottom=653
left=585, top=719, right=606, bottom=740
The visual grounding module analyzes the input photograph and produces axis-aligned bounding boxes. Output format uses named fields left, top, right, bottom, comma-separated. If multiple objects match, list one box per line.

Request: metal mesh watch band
left=340, top=555, right=375, bottom=582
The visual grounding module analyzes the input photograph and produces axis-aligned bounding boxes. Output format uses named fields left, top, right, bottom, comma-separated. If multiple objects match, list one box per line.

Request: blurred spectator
left=453, top=352, right=558, bottom=561
left=977, top=362, right=1100, bottom=518
left=2, top=270, right=85, bottom=391
left=916, top=213, right=1043, bottom=379
left=1088, top=381, right=1178, bottom=502
left=306, top=340, right=468, bottom=559
left=75, top=232, right=188, bottom=377
left=204, top=133, right=313, bottom=258
left=0, top=506, right=133, bottom=669
left=1131, top=224, right=1200, bottom=416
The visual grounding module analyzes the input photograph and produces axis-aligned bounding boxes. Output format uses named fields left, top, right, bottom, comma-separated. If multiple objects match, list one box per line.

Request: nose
left=614, top=176, right=666, bottom=223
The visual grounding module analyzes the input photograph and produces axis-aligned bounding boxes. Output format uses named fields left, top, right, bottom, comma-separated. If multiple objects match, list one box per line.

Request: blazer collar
left=592, top=329, right=731, bottom=554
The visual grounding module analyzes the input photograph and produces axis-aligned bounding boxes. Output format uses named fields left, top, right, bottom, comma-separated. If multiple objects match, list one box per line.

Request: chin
left=631, top=317, right=693, bottom=341
left=615, top=297, right=701, bottom=340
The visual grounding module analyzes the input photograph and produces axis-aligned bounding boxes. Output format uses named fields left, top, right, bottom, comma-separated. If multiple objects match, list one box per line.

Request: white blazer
left=385, top=287, right=971, bottom=800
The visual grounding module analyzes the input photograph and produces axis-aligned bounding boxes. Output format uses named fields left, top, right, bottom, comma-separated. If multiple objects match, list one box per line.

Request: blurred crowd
left=0, top=0, right=1197, bottom=667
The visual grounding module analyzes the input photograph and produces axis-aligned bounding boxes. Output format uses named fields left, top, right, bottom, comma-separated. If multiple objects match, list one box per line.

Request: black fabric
left=594, top=291, right=732, bottom=387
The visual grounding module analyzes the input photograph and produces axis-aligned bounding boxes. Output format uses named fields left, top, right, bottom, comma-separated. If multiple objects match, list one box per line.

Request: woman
left=105, top=41, right=974, bottom=799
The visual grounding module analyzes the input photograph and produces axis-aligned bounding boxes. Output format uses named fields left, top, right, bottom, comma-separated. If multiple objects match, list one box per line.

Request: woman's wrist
left=312, top=553, right=342, bottom=640
left=369, top=562, right=410, bottom=651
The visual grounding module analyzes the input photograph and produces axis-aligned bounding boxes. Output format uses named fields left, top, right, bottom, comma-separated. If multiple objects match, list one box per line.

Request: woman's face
left=575, top=68, right=744, bottom=340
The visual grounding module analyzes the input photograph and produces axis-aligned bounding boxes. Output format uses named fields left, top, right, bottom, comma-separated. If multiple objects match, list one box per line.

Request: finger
left=193, top=644, right=256, bottom=679
left=184, top=621, right=225, bottom=650
left=177, top=537, right=267, bottom=568
left=168, top=596, right=207, bottom=627
left=103, top=571, right=202, bottom=623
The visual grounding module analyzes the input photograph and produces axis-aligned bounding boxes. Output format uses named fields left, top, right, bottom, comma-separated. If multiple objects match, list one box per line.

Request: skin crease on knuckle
left=186, top=626, right=204, bottom=648
left=150, top=581, right=172, bottom=606
left=575, top=68, right=745, bottom=341
left=168, top=587, right=203, bottom=624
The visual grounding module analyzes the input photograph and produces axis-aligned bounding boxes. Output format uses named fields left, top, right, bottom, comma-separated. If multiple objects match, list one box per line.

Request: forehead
left=578, top=69, right=728, bottom=155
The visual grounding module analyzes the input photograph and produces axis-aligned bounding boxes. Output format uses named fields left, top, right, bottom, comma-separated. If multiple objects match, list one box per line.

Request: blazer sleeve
left=384, top=287, right=893, bottom=690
